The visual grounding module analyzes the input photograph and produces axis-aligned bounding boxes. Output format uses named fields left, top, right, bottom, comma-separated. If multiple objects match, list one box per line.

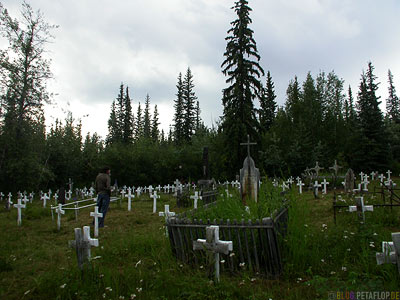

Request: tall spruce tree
left=259, top=71, right=276, bottom=132
left=151, top=104, right=160, bottom=142
left=135, top=102, right=143, bottom=139
left=221, top=0, right=265, bottom=172
left=182, top=67, right=197, bottom=142
left=122, top=86, right=134, bottom=144
left=106, top=101, right=118, bottom=144
left=195, top=100, right=201, bottom=131
left=386, top=70, right=400, bottom=123
left=355, top=62, right=387, bottom=171
left=173, top=72, right=184, bottom=144
left=143, top=94, right=151, bottom=139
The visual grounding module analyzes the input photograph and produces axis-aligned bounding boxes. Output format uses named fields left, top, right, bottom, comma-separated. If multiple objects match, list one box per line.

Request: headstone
left=68, top=226, right=99, bottom=270
left=344, top=169, right=355, bottom=192
left=14, top=197, right=25, bottom=226
left=55, top=204, right=65, bottom=231
left=90, top=206, right=103, bottom=237
left=193, top=226, right=233, bottom=282
left=239, top=135, right=260, bottom=204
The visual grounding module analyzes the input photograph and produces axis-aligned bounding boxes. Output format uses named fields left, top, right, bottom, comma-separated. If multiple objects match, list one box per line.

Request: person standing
left=95, top=167, right=111, bottom=228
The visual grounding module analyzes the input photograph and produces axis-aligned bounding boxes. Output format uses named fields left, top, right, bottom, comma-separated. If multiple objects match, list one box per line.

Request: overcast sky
left=2, top=0, right=400, bottom=139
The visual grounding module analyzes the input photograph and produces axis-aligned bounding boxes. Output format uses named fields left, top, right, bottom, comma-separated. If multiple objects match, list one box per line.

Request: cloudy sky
left=2, top=0, right=400, bottom=139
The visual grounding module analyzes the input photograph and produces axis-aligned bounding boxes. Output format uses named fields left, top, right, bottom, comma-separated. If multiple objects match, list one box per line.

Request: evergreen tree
left=220, top=0, right=265, bottom=172
left=182, top=67, right=197, bottom=142
left=122, top=86, right=134, bottom=144
left=106, top=101, right=118, bottom=144
left=285, top=76, right=301, bottom=123
left=259, top=71, right=276, bottom=132
left=355, top=62, right=387, bottom=171
left=173, top=73, right=184, bottom=144
left=151, top=104, right=160, bottom=142
left=135, top=102, right=143, bottom=139
left=143, top=94, right=151, bottom=139
left=386, top=70, right=400, bottom=123
left=195, top=100, right=202, bottom=131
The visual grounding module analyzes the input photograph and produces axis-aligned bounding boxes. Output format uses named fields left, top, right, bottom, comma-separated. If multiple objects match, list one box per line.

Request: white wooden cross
left=148, top=185, right=154, bottom=196
left=353, top=183, right=362, bottom=193
left=120, top=189, right=126, bottom=200
left=297, top=180, right=305, bottom=194
left=190, top=191, right=202, bottom=209
left=136, top=187, right=141, bottom=197
left=193, top=226, right=233, bottom=282
left=6, top=192, right=13, bottom=209
left=156, top=185, right=161, bottom=192
left=166, top=184, right=171, bottom=193
left=387, top=170, right=392, bottom=181
left=359, top=171, right=364, bottom=181
left=14, top=197, right=26, bottom=226
left=314, top=181, right=322, bottom=197
left=370, top=171, right=376, bottom=180
left=90, top=206, right=103, bottom=237
left=361, top=175, right=370, bottom=192
left=281, top=181, right=289, bottom=192
left=125, top=187, right=134, bottom=211
left=378, top=174, right=386, bottom=186
left=349, top=196, right=373, bottom=222
left=55, top=204, right=65, bottom=231
left=321, top=179, right=329, bottom=194
left=287, top=177, right=294, bottom=186
left=376, top=232, right=400, bottom=275
left=21, top=194, right=29, bottom=205
left=66, top=189, right=72, bottom=201
left=41, top=193, right=50, bottom=208
left=54, top=193, right=59, bottom=204
left=29, top=192, right=34, bottom=203
left=159, top=204, right=175, bottom=236
left=151, top=191, right=160, bottom=214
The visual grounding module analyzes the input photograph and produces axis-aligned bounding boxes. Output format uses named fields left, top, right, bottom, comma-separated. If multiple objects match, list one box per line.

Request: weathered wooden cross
left=193, top=225, right=233, bottom=282
left=68, top=226, right=99, bottom=270
left=376, top=232, right=400, bottom=275
left=349, top=196, right=373, bottom=222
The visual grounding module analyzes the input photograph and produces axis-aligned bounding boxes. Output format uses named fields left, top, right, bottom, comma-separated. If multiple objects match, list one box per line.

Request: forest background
left=0, top=1, right=399, bottom=193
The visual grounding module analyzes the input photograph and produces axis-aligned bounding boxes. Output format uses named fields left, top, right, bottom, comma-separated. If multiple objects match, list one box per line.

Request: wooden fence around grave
left=166, top=206, right=288, bottom=278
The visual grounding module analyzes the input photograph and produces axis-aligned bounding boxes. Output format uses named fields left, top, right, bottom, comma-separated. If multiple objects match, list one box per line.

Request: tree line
left=0, top=1, right=399, bottom=193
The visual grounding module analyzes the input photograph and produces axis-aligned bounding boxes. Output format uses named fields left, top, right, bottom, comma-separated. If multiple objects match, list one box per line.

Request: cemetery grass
left=0, top=183, right=399, bottom=300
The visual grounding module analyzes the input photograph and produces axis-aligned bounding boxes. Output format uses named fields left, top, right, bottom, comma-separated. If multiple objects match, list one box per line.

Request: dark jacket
left=96, top=172, right=111, bottom=196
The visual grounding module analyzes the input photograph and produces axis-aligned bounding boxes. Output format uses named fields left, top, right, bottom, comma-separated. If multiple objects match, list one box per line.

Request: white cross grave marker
left=68, top=226, right=99, bottom=270
left=159, top=204, right=175, bottom=236
left=14, top=197, right=26, bottom=226
left=151, top=191, right=160, bottom=214
left=193, top=226, right=233, bottom=282
left=314, top=181, right=322, bottom=197
left=321, top=179, right=330, bottom=194
left=41, top=193, right=49, bottom=208
left=190, top=191, right=202, bottom=209
left=90, top=206, right=103, bottom=237
left=297, top=180, right=305, bottom=194
left=387, top=170, right=392, bottom=181
left=125, top=187, right=134, bottom=211
left=55, top=204, right=65, bottom=231
left=378, top=174, right=386, bottom=186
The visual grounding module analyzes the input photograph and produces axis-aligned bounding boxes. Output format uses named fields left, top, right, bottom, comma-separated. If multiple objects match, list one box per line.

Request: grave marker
left=13, top=197, right=25, bottom=226
left=193, top=226, right=233, bottom=282
left=125, top=187, right=134, bottom=211
left=376, top=232, right=400, bottom=275
left=190, top=191, right=202, bottom=209
left=90, top=206, right=103, bottom=237
left=151, top=191, right=160, bottom=214
left=239, top=134, right=260, bottom=204
left=297, top=180, right=305, bottom=194
left=159, top=204, right=175, bottom=236
left=349, top=196, right=373, bottom=222
left=68, top=226, right=99, bottom=270
left=321, top=179, right=329, bottom=194
left=55, top=204, right=65, bottom=231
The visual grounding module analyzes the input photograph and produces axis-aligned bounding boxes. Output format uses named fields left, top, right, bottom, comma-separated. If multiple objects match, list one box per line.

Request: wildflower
left=373, top=232, right=378, bottom=236
left=103, top=293, right=106, bottom=299
left=239, top=280, right=245, bottom=286
left=119, top=296, right=125, bottom=299
left=101, top=246, right=104, bottom=250
left=60, top=284, right=67, bottom=289
left=130, top=294, right=137, bottom=299
left=369, top=242, right=375, bottom=248
left=250, top=278, right=256, bottom=282
left=153, top=262, right=157, bottom=266
left=136, top=287, right=142, bottom=293
left=24, top=290, right=30, bottom=295
left=179, top=264, right=183, bottom=268
left=105, top=287, right=112, bottom=292
left=99, top=274, right=104, bottom=278
left=350, top=232, right=355, bottom=235
left=347, top=248, right=351, bottom=252
left=220, top=259, right=225, bottom=264
left=229, top=253, right=235, bottom=257
left=321, top=259, right=325, bottom=263
left=296, top=277, right=302, bottom=283
left=330, top=271, right=336, bottom=275
left=343, top=235, right=348, bottom=239
left=341, top=266, right=347, bottom=272
left=239, top=262, right=245, bottom=267
left=92, top=256, right=102, bottom=260
left=135, top=260, right=142, bottom=268
left=200, top=265, right=204, bottom=269
left=304, top=224, right=308, bottom=227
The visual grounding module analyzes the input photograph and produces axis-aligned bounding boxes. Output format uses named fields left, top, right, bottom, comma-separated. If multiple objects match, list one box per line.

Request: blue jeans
left=96, top=193, right=110, bottom=227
